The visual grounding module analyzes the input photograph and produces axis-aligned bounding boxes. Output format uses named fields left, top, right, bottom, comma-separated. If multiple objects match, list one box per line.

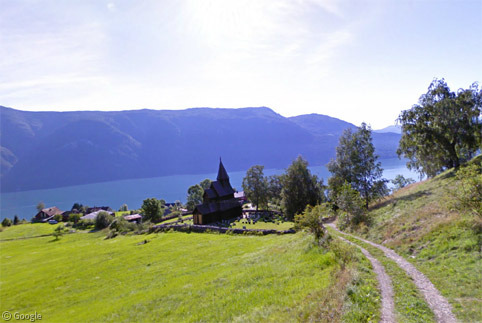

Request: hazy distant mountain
left=374, top=125, right=401, bottom=134
left=0, top=106, right=401, bottom=192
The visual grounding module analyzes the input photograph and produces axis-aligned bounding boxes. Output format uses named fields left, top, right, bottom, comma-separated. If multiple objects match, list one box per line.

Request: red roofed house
left=34, top=206, right=64, bottom=222
left=193, top=159, right=242, bottom=225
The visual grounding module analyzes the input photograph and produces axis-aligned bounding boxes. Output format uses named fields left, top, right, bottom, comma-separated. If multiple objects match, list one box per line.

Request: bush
left=53, top=214, right=63, bottom=222
left=69, top=213, right=82, bottom=224
left=294, top=204, right=332, bottom=243
left=448, top=162, right=482, bottom=218
left=95, top=211, right=114, bottom=230
left=329, top=237, right=356, bottom=268
left=52, top=224, right=66, bottom=241
left=2, top=218, right=12, bottom=227
left=75, top=219, right=95, bottom=230
left=109, top=216, right=136, bottom=233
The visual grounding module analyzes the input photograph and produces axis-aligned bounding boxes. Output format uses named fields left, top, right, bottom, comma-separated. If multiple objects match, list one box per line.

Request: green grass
left=330, top=228, right=435, bottom=323
left=161, top=214, right=193, bottom=224
left=1, top=229, right=340, bottom=322
left=231, top=219, right=294, bottom=231
left=299, top=241, right=381, bottom=322
left=353, top=156, right=482, bottom=322
left=0, top=223, right=60, bottom=240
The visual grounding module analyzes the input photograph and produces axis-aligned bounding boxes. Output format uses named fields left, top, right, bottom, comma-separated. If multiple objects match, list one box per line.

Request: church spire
left=217, top=158, right=229, bottom=182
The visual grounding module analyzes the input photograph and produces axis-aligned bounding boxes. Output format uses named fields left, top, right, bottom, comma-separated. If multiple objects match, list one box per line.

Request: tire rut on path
left=328, top=223, right=457, bottom=323
left=336, top=235, right=395, bottom=323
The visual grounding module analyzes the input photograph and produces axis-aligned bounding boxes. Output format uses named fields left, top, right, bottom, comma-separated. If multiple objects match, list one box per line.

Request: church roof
left=212, top=181, right=234, bottom=197
left=194, top=199, right=241, bottom=216
left=217, top=159, right=229, bottom=182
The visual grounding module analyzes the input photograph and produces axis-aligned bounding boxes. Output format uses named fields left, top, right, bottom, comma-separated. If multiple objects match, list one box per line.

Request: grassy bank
left=354, top=156, right=482, bottom=322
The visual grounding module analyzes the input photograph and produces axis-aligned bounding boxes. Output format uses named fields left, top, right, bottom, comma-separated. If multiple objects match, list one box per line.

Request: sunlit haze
left=1, top=0, right=481, bottom=128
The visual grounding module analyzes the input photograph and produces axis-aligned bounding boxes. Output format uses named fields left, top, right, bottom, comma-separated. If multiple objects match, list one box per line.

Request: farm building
left=34, top=206, right=64, bottom=222
left=193, top=159, right=242, bottom=225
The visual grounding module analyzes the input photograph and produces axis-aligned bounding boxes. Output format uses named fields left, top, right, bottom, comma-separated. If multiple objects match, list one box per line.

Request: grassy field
left=1, top=224, right=342, bottom=322
left=354, top=156, right=482, bottom=322
left=0, top=223, right=60, bottom=240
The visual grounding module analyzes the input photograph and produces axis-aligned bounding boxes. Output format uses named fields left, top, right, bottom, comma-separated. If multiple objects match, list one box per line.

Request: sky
left=0, top=0, right=481, bottom=128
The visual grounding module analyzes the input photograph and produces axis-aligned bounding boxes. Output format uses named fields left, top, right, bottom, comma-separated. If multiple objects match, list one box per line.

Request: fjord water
left=0, top=158, right=418, bottom=220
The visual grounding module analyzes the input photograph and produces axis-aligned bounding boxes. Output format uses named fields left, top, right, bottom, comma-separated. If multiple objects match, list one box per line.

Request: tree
left=391, top=174, right=415, bottom=191
left=69, top=213, right=81, bottom=224
left=328, top=123, right=388, bottom=208
left=36, top=201, right=45, bottom=212
left=95, top=211, right=114, bottom=230
left=397, top=79, right=482, bottom=177
left=71, top=203, right=83, bottom=211
left=336, top=182, right=366, bottom=230
left=267, top=175, right=283, bottom=206
left=281, top=156, right=324, bottom=220
left=2, top=218, right=12, bottom=227
left=53, top=224, right=65, bottom=241
left=242, top=165, right=269, bottom=211
left=13, top=215, right=19, bottom=225
left=186, top=184, right=203, bottom=211
left=141, top=198, right=165, bottom=223
left=199, top=179, right=212, bottom=190
left=119, top=204, right=128, bottom=212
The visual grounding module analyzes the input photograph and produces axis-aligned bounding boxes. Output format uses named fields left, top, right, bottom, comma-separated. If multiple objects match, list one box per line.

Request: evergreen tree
left=13, top=215, right=19, bottom=225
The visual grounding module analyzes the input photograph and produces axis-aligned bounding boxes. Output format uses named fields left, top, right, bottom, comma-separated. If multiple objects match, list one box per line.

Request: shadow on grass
left=372, top=190, right=432, bottom=211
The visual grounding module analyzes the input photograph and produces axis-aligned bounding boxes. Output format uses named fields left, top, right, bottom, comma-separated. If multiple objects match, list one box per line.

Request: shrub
left=2, top=218, right=12, bottom=227
left=95, top=211, right=114, bottom=230
left=448, top=162, right=482, bottom=218
left=329, top=237, right=356, bottom=268
left=52, top=224, right=66, bottom=241
left=295, top=204, right=332, bottom=243
left=69, top=213, right=82, bottom=224
left=75, top=219, right=95, bottom=230
left=109, top=216, right=135, bottom=233
left=53, top=214, right=63, bottom=222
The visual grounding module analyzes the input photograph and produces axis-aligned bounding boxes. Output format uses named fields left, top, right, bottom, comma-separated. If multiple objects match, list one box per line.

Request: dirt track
left=328, top=223, right=457, bottom=323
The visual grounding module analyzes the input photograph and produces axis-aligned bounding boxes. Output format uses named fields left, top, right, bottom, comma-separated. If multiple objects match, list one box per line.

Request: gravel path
left=336, top=235, right=395, bottom=323
left=328, top=223, right=457, bottom=323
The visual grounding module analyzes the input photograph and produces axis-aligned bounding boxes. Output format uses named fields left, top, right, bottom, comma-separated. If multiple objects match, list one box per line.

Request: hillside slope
left=0, top=106, right=400, bottom=192
left=356, top=155, right=482, bottom=322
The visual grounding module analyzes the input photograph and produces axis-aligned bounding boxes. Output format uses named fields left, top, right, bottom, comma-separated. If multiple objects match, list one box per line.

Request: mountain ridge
left=0, top=105, right=400, bottom=192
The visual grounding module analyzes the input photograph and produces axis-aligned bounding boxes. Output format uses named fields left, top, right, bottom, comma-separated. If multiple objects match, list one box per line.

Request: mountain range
left=0, top=106, right=401, bottom=192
